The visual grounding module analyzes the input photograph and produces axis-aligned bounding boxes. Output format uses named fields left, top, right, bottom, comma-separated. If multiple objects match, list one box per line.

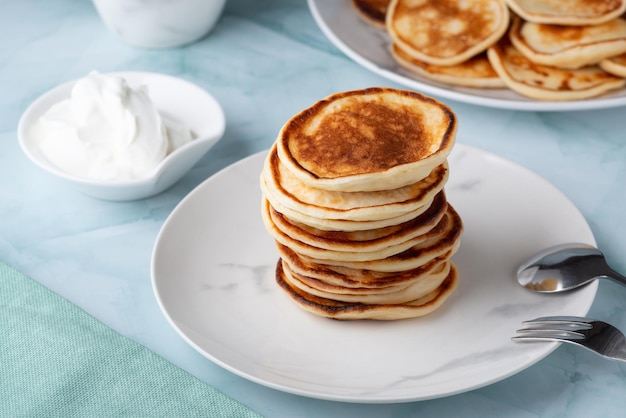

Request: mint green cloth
left=0, top=262, right=263, bottom=417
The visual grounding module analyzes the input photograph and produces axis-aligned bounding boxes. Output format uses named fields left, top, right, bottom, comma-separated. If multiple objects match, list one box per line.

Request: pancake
left=263, top=193, right=439, bottom=232
left=390, top=44, right=505, bottom=88
left=296, top=204, right=463, bottom=272
left=263, top=191, right=447, bottom=253
left=600, top=52, right=626, bottom=77
left=262, top=198, right=452, bottom=262
left=281, top=259, right=451, bottom=304
left=275, top=88, right=457, bottom=192
left=504, top=0, right=626, bottom=26
left=261, top=144, right=449, bottom=222
left=487, top=36, right=626, bottom=101
left=276, top=259, right=459, bottom=320
left=509, top=16, right=626, bottom=69
left=386, top=0, right=509, bottom=66
left=351, top=0, right=391, bottom=28
left=277, top=243, right=451, bottom=289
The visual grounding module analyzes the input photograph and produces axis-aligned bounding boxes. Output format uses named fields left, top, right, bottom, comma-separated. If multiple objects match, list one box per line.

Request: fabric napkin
left=0, top=262, right=263, bottom=417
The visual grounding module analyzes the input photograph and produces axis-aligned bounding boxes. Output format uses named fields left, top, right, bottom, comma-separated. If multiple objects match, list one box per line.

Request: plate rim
left=306, top=0, right=626, bottom=112
left=151, top=144, right=598, bottom=403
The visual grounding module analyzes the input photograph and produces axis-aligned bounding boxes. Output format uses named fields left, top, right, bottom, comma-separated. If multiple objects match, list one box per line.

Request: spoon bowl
left=517, top=243, right=626, bottom=293
left=18, top=71, right=225, bottom=201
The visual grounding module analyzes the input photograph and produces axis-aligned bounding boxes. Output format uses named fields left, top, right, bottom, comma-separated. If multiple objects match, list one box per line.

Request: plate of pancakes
left=308, top=0, right=626, bottom=111
left=152, top=88, right=598, bottom=402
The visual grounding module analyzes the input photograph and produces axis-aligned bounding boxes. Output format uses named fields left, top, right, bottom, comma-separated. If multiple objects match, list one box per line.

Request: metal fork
left=512, top=316, right=626, bottom=362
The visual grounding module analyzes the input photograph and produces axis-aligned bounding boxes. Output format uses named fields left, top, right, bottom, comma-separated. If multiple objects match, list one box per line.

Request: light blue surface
left=2, top=1, right=626, bottom=417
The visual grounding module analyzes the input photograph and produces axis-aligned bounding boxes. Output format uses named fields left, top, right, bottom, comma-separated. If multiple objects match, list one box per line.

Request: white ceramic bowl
left=18, top=71, right=225, bottom=201
left=92, top=0, right=227, bottom=49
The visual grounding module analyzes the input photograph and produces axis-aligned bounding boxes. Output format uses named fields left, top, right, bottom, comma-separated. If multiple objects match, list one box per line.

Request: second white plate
left=151, top=144, right=598, bottom=402
left=307, top=0, right=626, bottom=111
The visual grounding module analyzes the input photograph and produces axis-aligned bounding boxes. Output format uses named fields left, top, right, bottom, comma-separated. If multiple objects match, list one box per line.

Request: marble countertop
left=2, top=0, right=626, bottom=417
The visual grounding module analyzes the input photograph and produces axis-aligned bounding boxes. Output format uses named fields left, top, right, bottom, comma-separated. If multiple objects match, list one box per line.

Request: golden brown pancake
left=509, top=16, right=626, bottom=69
left=351, top=0, right=391, bottom=28
left=276, top=259, right=459, bottom=320
left=262, top=198, right=452, bottom=262
left=281, top=259, right=451, bottom=304
left=390, top=44, right=505, bottom=88
left=600, top=52, right=626, bottom=77
left=487, top=35, right=626, bottom=101
left=277, top=243, right=452, bottom=289
left=386, top=0, right=509, bottom=66
left=276, top=88, right=457, bottom=192
left=261, top=143, right=449, bottom=222
left=263, top=193, right=440, bottom=232
left=504, top=0, right=626, bottom=26
left=263, top=191, right=447, bottom=253
left=294, top=204, right=463, bottom=273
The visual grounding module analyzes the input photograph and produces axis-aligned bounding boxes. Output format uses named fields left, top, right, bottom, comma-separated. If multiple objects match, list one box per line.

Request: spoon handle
left=606, top=268, right=626, bottom=287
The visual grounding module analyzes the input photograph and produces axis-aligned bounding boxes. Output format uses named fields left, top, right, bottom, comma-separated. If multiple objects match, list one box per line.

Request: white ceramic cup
left=93, top=0, right=226, bottom=48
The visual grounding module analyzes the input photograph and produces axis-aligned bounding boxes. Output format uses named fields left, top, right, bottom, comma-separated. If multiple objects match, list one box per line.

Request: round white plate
left=307, top=0, right=626, bottom=112
left=151, top=144, right=598, bottom=403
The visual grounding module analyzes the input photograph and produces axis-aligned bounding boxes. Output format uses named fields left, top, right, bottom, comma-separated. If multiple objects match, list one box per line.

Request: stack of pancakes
left=350, top=0, right=626, bottom=100
left=260, top=88, right=463, bottom=320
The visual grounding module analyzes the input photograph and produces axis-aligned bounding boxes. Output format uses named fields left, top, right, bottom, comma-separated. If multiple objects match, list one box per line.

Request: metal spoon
left=517, top=243, right=626, bottom=293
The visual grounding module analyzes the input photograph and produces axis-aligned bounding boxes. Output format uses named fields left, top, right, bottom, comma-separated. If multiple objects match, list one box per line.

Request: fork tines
left=512, top=316, right=593, bottom=341
left=512, top=316, right=626, bottom=362
left=522, top=316, right=595, bottom=327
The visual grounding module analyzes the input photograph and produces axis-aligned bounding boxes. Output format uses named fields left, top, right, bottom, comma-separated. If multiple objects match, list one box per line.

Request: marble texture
left=1, top=0, right=626, bottom=417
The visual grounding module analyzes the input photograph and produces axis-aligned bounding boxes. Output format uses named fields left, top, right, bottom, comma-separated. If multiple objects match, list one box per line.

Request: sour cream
left=30, top=71, right=193, bottom=181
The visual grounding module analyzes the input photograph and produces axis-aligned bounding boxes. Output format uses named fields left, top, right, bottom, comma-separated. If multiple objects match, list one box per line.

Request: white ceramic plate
left=307, top=0, right=626, bottom=112
left=18, top=72, right=225, bottom=200
left=151, top=144, right=598, bottom=402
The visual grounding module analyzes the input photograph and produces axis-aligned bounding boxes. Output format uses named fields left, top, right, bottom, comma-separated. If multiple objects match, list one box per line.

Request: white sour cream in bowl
left=18, top=71, right=225, bottom=201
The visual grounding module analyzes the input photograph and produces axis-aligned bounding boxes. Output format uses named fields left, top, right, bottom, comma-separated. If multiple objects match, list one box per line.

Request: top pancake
left=276, top=88, right=457, bottom=192
left=504, top=0, right=626, bottom=26
left=386, top=0, right=509, bottom=66
left=261, top=143, right=449, bottom=222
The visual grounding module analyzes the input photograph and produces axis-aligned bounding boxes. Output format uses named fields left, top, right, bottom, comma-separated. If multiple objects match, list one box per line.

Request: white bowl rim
left=17, top=71, right=226, bottom=189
